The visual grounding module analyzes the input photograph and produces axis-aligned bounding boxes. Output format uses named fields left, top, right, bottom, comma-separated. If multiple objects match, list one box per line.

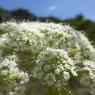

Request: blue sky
left=0, top=0, right=95, bottom=21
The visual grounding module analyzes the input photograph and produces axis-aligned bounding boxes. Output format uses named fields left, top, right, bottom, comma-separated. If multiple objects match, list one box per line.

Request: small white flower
left=71, top=69, right=78, bottom=77
left=63, top=71, right=70, bottom=81
left=8, top=92, right=14, bottom=95
left=55, top=68, right=60, bottom=74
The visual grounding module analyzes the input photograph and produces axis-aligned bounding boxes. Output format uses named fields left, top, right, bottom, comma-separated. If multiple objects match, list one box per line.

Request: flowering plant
left=0, top=22, right=95, bottom=95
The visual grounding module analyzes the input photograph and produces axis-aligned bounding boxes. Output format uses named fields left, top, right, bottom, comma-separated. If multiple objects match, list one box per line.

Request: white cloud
left=48, top=6, right=56, bottom=12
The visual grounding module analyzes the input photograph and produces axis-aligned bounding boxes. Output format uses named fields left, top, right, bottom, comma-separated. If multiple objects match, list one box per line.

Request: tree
left=11, top=9, right=37, bottom=21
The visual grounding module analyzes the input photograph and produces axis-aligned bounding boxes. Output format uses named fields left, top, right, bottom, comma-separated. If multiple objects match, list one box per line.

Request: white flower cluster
left=0, top=22, right=95, bottom=95
left=0, top=54, right=29, bottom=95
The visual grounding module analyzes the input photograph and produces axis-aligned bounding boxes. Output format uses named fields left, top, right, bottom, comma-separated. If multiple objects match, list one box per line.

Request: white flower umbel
left=0, top=22, right=95, bottom=95
left=0, top=55, right=29, bottom=95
